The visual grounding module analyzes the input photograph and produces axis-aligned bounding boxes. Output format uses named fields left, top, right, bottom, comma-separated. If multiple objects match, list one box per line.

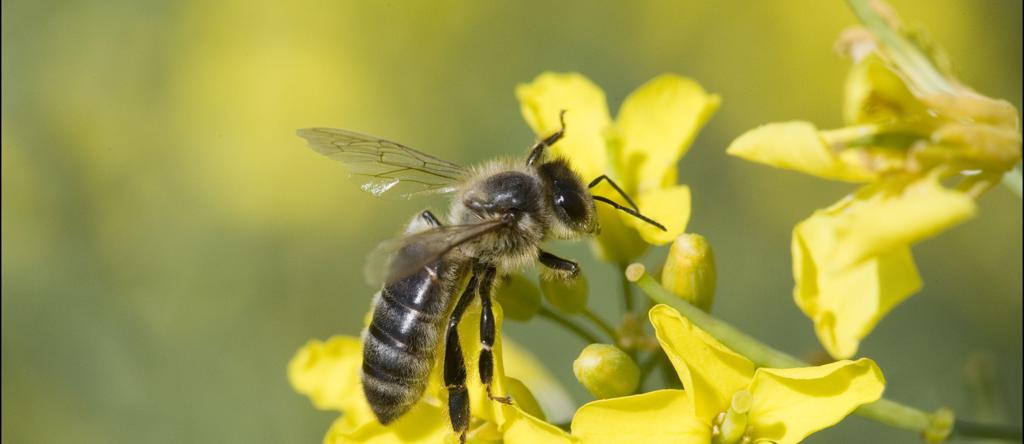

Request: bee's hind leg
left=477, top=265, right=513, bottom=405
left=444, top=268, right=480, bottom=443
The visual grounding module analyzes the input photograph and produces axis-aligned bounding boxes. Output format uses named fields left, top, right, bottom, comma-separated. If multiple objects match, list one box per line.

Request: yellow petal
left=571, top=390, right=710, bottom=444
left=649, top=304, right=754, bottom=424
left=322, top=415, right=360, bottom=444
left=288, top=336, right=373, bottom=423
left=500, top=404, right=577, bottom=444
left=504, top=377, right=545, bottom=420
left=590, top=203, right=649, bottom=264
left=794, top=217, right=922, bottom=359
left=844, top=55, right=928, bottom=125
left=625, top=185, right=690, bottom=246
left=503, top=339, right=576, bottom=423
left=615, top=74, right=720, bottom=192
left=516, top=72, right=611, bottom=181
left=826, top=175, right=977, bottom=268
left=727, top=121, right=878, bottom=182
left=326, top=402, right=451, bottom=444
left=748, top=359, right=886, bottom=444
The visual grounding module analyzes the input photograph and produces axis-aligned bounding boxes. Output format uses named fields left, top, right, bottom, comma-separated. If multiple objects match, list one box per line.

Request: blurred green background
left=2, top=1, right=1020, bottom=442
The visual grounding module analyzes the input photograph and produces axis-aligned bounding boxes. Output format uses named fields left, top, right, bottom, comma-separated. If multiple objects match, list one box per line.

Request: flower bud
left=540, top=271, right=588, bottom=314
left=494, top=274, right=542, bottom=321
left=572, top=344, right=640, bottom=399
left=661, top=233, right=717, bottom=311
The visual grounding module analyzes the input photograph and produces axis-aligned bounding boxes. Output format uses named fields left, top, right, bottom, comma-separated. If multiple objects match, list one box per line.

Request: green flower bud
left=494, top=273, right=542, bottom=321
left=661, top=233, right=717, bottom=312
left=540, top=271, right=588, bottom=314
left=572, top=344, right=640, bottom=399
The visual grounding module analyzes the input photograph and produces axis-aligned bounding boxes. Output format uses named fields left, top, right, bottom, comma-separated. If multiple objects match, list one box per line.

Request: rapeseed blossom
left=516, top=72, right=719, bottom=262
left=289, top=304, right=574, bottom=443
left=726, top=13, right=1020, bottom=358
left=571, top=305, right=885, bottom=444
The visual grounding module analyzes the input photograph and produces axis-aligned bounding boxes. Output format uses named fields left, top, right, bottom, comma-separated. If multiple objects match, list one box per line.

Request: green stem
left=581, top=308, right=620, bottom=344
left=955, top=421, right=1024, bottom=441
left=845, top=0, right=953, bottom=95
left=626, top=264, right=1023, bottom=442
left=537, top=306, right=601, bottom=345
left=620, top=266, right=635, bottom=313
left=619, top=266, right=643, bottom=361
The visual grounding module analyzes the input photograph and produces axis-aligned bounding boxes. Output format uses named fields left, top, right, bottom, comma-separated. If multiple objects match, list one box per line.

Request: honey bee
left=297, top=112, right=664, bottom=443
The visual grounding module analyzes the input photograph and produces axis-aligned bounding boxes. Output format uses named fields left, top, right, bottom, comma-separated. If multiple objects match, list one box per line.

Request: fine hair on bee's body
left=448, top=156, right=598, bottom=271
left=297, top=112, right=665, bottom=443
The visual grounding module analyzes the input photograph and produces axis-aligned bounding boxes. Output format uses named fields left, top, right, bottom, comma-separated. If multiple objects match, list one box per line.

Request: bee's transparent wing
left=365, top=220, right=506, bottom=285
left=297, top=128, right=469, bottom=199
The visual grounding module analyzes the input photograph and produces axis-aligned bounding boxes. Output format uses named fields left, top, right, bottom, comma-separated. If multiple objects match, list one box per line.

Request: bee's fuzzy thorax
left=447, top=158, right=552, bottom=272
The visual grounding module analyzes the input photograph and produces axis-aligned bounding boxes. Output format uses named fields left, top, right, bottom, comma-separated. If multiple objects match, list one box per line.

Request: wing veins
left=366, top=220, right=507, bottom=284
left=297, top=127, right=468, bottom=198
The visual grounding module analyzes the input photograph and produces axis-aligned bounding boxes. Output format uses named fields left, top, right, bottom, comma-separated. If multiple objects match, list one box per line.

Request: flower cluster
left=290, top=6, right=1020, bottom=440
left=516, top=72, right=720, bottom=263
left=289, top=73, right=895, bottom=444
left=726, top=8, right=1020, bottom=358
left=289, top=303, right=575, bottom=443
left=290, top=303, right=884, bottom=444
left=572, top=305, right=884, bottom=444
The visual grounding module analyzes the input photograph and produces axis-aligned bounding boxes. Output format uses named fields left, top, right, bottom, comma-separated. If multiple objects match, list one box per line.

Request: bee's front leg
left=477, top=265, right=512, bottom=405
left=444, top=268, right=480, bottom=444
left=538, top=250, right=579, bottom=279
left=525, top=110, right=567, bottom=166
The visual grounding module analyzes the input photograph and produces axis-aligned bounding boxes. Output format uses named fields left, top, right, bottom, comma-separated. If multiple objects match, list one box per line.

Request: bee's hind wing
left=365, top=220, right=506, bottom=285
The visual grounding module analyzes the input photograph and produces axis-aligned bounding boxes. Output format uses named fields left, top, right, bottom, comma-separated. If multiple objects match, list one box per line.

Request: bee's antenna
left=592, top=195, right=667, bottom=232
left=588, top=175, right=638, bottom=211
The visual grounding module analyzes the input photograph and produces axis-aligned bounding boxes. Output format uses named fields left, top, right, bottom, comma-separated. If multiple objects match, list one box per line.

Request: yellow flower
left=288, top=303, right=575, bottom=443
left=516, top=72, right=720, bottom=263
left=790, top=173, right=976, bottom=358
left=571, top=305, right=885, bottom=444
left=726, top=13, right=1019, bottom=358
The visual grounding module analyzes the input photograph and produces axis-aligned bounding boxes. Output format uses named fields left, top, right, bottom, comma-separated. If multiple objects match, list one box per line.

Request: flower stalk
left=536, top=305, right=602, bottom=345
left=581, top=308, right=621, bottom=345
left=845, top=0, right=953, bottom=96
left=625, top=263, right=1023, bottom=442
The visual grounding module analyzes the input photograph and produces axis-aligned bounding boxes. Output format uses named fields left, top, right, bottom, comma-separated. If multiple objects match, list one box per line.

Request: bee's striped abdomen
left=362, top=259, right=461, bottom=424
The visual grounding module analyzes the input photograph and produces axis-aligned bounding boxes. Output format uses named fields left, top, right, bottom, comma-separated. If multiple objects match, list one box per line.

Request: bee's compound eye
left=554, top=187, right=587, bottom=223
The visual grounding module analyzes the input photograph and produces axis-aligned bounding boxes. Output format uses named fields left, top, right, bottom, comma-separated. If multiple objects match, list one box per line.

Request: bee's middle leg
left=477, top=265, right=512, bottom=404
left=444, top=269, right=479, bottom=443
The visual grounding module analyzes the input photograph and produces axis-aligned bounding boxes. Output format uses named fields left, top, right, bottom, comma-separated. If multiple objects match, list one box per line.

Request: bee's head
left=537, top=158, right=598, bottom=238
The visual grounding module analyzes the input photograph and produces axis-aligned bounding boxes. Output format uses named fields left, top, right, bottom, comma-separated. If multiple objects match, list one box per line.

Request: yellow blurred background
left=2, top=1, right=1020, bottom=442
